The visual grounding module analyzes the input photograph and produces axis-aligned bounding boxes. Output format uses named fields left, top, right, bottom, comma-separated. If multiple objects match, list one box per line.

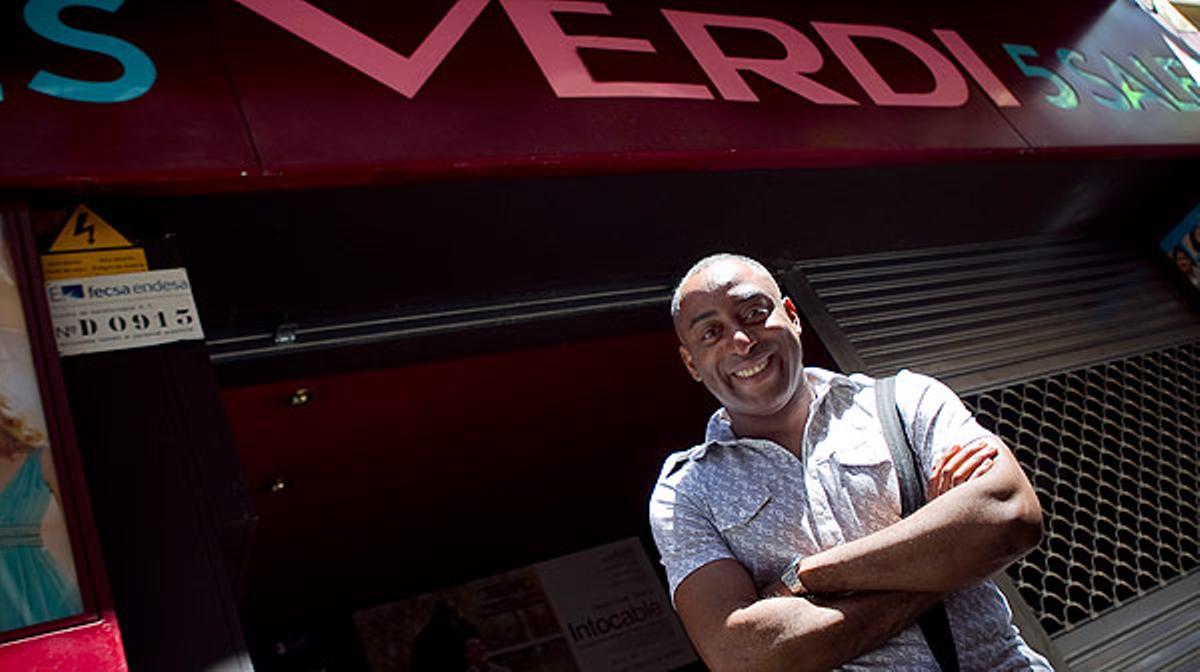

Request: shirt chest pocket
left=828, top=442, right=902, bottom=527
left=711, top=483, right=773, bottom=567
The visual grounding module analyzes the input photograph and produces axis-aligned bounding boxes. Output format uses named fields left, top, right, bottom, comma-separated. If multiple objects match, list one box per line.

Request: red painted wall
left=223, top=330, right=711, bottom=622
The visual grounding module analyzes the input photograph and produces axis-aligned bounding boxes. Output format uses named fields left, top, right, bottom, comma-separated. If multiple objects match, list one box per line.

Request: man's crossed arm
left=673, top=436, right=1042, bottom=672
left=677, top=562, right=942, bottom=672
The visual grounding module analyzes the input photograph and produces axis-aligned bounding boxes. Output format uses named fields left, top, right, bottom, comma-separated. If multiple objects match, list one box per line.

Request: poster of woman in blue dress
left=0, top=226, right=82, bottom=632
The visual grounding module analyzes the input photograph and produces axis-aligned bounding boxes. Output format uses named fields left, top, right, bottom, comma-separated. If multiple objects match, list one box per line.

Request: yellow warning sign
left=41, top=205, right=148, bottom=280
left=41, top=249, right=149, bottom=280
left=48, top=205, right=136, bottom=253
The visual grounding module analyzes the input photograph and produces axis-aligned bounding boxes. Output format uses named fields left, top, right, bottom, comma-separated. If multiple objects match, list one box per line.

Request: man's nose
left=732, top=329, right=755, bottom=354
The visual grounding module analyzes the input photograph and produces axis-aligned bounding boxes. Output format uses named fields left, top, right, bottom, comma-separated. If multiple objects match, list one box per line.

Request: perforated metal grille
left=964, top=343, right=1200, bottom=637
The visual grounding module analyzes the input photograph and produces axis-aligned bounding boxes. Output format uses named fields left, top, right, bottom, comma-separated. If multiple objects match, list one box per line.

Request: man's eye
left=701, top=327, right=720, bottom=342
left=747, top=307, right=770, bottom=321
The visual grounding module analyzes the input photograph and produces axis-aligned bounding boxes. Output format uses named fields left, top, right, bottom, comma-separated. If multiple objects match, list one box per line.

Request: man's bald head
left=670, top=254, right=777, bottom=319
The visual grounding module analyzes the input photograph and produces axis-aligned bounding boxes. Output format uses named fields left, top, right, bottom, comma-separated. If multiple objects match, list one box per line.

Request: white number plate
left=45, top=268, right=205, bottom=356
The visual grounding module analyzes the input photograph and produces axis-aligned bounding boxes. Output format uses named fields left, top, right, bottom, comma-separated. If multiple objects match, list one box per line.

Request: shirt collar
left=702, top=367, right=846, bottom=444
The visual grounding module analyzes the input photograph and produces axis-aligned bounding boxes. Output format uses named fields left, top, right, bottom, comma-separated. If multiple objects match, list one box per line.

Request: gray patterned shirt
left=649, top=368, right=1052, bottom=671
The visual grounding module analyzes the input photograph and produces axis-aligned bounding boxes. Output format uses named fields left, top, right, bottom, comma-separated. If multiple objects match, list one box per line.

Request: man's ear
left=679, top=345, right=703, bottom=382
left=783, top=296, right=802, bottom=332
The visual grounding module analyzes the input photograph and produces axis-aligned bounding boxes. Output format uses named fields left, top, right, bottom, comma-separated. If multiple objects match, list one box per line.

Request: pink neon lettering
left=933, top=29, right=1020, bottom=107
left=499, top=0, right=712, bottom=99
left=812, top=22, right=968, bottom=107
left=232, top=0, right=488, bottom=99
left=661, top=10, right=856, bottom=105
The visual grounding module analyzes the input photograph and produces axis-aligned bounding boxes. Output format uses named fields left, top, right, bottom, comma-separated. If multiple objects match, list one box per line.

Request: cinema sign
left=4, top=0, right=1199, bottom=184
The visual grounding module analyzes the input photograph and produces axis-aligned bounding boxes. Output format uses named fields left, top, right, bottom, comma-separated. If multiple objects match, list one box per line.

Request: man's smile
left=731, top=354, right=771, bottom=379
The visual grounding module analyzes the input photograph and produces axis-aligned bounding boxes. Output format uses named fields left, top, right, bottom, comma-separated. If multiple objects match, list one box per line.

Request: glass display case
left=0, top=205, right=125, bottom=669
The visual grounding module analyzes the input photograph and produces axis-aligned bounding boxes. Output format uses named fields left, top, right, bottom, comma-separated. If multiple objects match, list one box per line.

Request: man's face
left=674, top=260, right=805, bottom=420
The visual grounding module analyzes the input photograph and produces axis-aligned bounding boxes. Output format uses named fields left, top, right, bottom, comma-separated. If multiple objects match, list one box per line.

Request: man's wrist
left=782, top=556, right=808, bottom=596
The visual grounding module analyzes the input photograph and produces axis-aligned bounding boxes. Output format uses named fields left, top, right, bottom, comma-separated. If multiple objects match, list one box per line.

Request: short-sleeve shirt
left=648, top=368, right=1052, bottom=671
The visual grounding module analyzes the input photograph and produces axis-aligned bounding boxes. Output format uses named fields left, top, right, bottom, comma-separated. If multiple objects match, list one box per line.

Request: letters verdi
left=5, top=0, right=1199, bottom=183
left=228, top=0, right=1200, bottom=111
left=11, top=0, right=1200, bottom=113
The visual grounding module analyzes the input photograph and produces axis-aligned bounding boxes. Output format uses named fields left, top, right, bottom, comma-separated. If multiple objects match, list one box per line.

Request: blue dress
left=0, top=446, right=82, bottom=630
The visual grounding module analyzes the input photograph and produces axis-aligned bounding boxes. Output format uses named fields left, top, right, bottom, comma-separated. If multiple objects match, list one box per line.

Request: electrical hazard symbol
left=49, top=205, right=136, bottom=252
left=42, top=205, right=148, bottom=280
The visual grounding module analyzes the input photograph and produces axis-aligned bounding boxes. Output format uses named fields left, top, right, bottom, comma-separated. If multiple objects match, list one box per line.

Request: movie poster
left=1160, top=203, right=1200, bottom=291
left=0, top=222, right=83, bottom=633
left=355, top=539, right=696, bottom=672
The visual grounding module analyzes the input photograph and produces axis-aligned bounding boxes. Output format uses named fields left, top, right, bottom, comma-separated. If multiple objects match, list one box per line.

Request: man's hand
left=928, top=438, right=998, bottom=499
left=761, top=437, right=1010, bottom=602
left=786, top=432, right=1041, bottom=596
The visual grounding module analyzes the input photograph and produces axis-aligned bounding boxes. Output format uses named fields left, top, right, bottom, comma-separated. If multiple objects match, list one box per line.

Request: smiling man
left=649, top=253, right=1053, bottom=671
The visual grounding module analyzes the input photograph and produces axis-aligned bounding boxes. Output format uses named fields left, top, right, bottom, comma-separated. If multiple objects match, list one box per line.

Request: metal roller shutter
left=781, top=236, right=1200, bottom=671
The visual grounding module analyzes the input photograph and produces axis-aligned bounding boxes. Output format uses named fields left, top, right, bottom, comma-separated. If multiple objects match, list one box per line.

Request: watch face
left=782, top=560, right=802, bottom=592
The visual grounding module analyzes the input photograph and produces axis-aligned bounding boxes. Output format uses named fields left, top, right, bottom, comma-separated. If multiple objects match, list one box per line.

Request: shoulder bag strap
left=876, top=376, right=960, bottom=672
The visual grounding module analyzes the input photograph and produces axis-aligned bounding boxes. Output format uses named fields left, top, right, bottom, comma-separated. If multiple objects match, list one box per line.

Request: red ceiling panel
left=0, top=1, right=257, bottom=186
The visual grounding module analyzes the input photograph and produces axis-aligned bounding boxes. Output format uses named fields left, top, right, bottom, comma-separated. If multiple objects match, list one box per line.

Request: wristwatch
left=781, top=557, right=807, bottom=596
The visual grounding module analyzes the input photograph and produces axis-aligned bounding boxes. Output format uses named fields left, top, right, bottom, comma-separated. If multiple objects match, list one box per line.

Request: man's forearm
left=795, top=465, right=1042, bottom=595
left=714, top=590, right=942, bottom=672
